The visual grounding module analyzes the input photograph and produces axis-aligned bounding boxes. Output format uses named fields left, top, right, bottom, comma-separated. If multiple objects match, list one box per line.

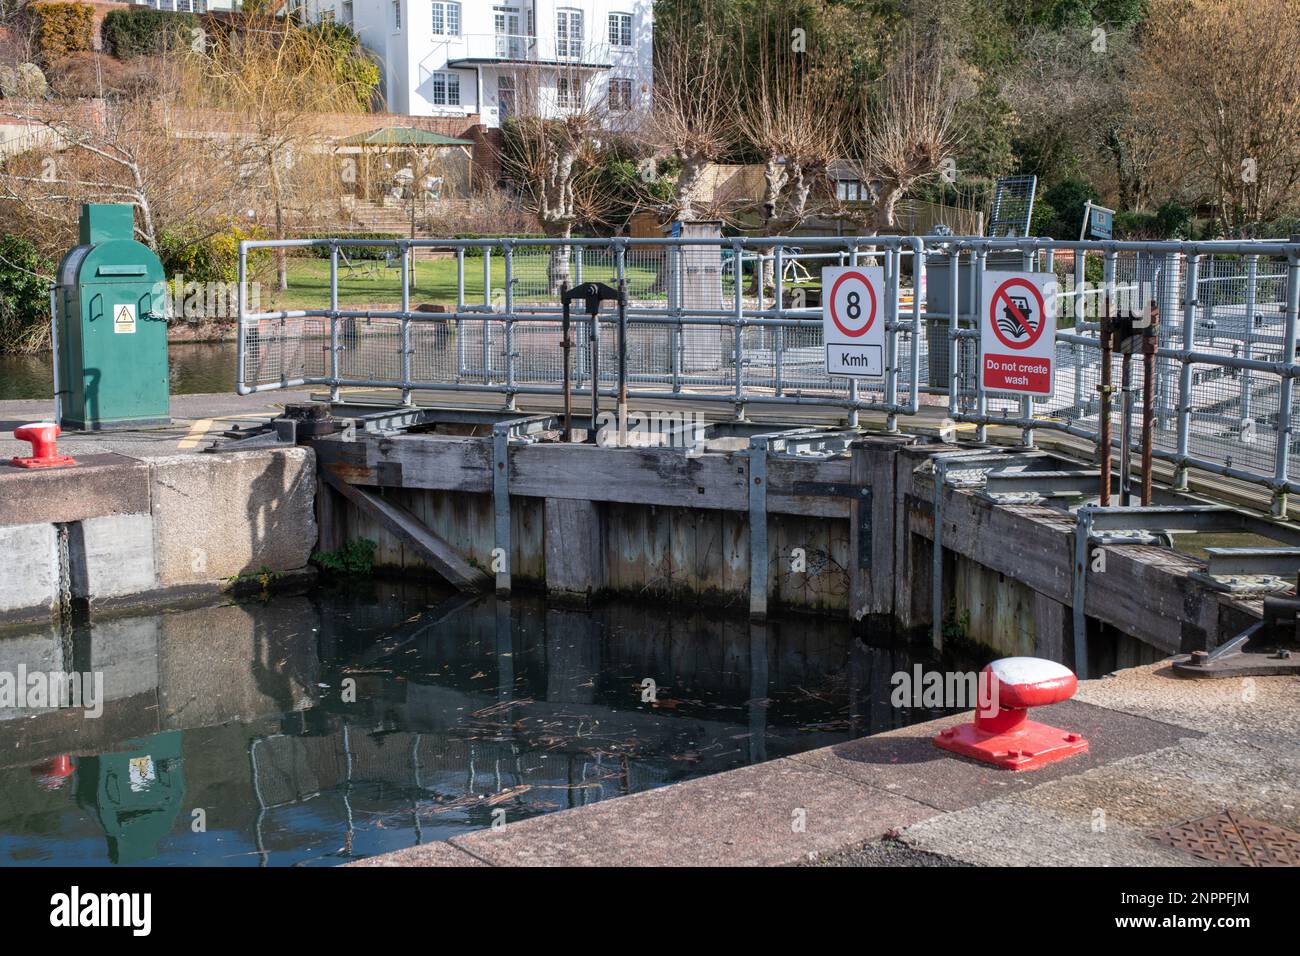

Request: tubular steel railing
left=237, top=234, right=1300, bottom=512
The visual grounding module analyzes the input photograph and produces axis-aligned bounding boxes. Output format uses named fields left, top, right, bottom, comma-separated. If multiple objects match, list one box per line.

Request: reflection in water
left=0, top=341, right=239, bottom=401
left=0, top=581, right=968, bottom=866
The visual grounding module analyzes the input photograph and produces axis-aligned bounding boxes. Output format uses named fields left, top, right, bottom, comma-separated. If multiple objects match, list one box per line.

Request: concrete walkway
left=0, top=391, right=314, bottom=461
left=351, top=664, right=1299, bottom=867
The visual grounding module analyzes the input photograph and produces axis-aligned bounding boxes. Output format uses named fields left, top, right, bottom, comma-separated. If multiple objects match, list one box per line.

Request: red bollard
left=10, top=422, right=75, bottom=469
left=934, top=657, right=1089, bottom=771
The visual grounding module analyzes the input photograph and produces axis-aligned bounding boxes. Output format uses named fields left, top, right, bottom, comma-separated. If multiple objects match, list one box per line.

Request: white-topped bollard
left=933, top=657, right=1088, bottom=771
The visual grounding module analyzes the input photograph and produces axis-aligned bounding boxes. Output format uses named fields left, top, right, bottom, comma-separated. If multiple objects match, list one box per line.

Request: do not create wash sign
left=980, top=272, right=1058, bottom=396
left=821, top=265, right=885, bottom=378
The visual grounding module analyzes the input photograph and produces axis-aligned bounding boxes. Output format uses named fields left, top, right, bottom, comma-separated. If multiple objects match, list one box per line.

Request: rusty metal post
left=560, top=281, right=574, bottom=441
left=617, top=277, right=629, bottom=447
left=1119, top=350, right=1134, bottom=506
left=1098, top=316, right=1114, bottom=507
left=1141, top=305, right=1160, bottom=505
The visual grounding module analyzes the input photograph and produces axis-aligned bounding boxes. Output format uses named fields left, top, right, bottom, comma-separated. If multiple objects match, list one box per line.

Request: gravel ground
left=802, top=837, right=973, bottom=867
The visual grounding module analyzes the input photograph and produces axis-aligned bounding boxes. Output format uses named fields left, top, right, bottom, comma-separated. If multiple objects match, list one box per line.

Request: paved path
left=351, top=664, right=1298, bottom=867
left=0, top=391, right=314, bottom=461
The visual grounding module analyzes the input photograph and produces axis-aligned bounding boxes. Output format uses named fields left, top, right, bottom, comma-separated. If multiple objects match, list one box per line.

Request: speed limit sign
left=822, top=265, right=885, bottom=377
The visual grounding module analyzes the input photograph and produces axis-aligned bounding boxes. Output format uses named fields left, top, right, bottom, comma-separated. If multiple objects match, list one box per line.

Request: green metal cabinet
left=54, top=203, right=169, bottom=430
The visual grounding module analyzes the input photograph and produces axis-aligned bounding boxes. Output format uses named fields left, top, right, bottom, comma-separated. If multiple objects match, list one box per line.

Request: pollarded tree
left=734, top=5, right=851, bottom=291
left=496, top=60, right=631, bottom=292
left=846, top=34, right=967, bottom=235
left=649, top=0, right=738, bottom=221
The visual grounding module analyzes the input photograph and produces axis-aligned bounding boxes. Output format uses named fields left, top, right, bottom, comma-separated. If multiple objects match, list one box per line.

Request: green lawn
left=263, top=256, right=667, bottom=312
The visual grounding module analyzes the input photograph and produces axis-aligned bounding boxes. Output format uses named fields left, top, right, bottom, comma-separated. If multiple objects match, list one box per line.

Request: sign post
left=1079, top=200, right=1115, bottom=241
left=821, top=265, right=885, bottom=379
left=980, top=271, right=1058, bottom=397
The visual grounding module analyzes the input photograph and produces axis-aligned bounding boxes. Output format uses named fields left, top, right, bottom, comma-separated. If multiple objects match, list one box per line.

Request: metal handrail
left=237, top=233, right=1300, bottom=513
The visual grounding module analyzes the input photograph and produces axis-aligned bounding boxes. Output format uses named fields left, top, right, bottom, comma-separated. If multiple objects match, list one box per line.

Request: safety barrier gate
left=237, top=234, right=1300, bottom=509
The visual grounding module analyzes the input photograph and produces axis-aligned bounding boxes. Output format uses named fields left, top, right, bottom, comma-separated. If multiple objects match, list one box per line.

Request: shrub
left=159, top=222, right=269, bottom=286
left=293, top=231, right=405, bottom=260
left=31, top=2, right=95, bottom=62
left=1114, top=202, right=1194, bottom=241
left=1028, top=198, right=1059, bottom=238
left=1041, top=178, right=1101, bottom=239
left=301, top=20, right=381, bottom=110
left=102, top=8, right=199, bottom=59
left=0, top=62, right=48, bottom=99
left=0, top=234, right=55, bottom=353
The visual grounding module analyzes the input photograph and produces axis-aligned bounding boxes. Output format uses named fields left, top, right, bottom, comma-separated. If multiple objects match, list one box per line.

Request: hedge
left=102, top=8, right=201, bottom=59
left=0, top=234, right=55, bottom=353
left=31, top=2, right=95, bottom=62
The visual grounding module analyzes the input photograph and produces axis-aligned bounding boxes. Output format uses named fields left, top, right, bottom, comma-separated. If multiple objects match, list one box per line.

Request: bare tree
left=495, top=59, right=626, bottom=291
left=186, top=12, right=376, bottom=289
left=1134, top=0, right=1300, bottom=234
left=846, top=35, right=966, bottom=235
left=731, top=7, right=850, bottom=291
left=650, top=0, right=737, bottom=221
left=0, top=56, right=239, bottom=258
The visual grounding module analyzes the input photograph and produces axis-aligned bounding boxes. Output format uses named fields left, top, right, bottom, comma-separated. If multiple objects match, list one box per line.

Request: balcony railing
left=443, top=34, right=615, bottom=68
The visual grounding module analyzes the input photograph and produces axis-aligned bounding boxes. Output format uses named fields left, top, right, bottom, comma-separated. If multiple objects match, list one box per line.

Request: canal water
left=0, top=580, right=968, bottom=867
left=0, top=341, right=238, bottom=401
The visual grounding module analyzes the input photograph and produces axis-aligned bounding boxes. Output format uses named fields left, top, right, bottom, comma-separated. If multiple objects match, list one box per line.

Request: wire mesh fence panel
left=244, top=317, right=329, bottom=387
left=409, top=319, right=459, bottom=384
left=511, top=319, right=566, bottom=388
left=336, top=317, right=403, bottom=384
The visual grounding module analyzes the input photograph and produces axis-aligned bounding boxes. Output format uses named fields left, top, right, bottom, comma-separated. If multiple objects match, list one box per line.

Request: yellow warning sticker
left=113, top=303, right=136, bottom=334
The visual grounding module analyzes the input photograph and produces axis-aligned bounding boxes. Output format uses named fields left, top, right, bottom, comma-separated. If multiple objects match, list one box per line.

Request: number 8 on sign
left=821, top=265, right=885, bottom=378
left=829, top=271, right=877, bottom=338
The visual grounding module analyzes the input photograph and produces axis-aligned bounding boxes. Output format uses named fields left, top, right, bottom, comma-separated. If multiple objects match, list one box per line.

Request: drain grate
left=1150, top=810, right=1300, bottom=867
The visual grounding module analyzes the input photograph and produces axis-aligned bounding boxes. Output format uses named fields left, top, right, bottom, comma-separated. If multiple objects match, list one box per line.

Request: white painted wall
left=304, top=0, right=653, bottom=126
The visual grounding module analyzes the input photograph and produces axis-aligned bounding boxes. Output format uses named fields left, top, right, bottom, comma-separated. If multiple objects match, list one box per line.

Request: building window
left=836, top=179, right=864, bottom=202
left=429, top=71, right=461, bottom=106
left=556, top=9, right=583, bottom=58
left=497, top=75, right=515, bottom=118
left=557, top=75, right=583, bottom=109
left=608, top=77, right=632, bottom=111
left=608, top=13, right=632, bottom=47
left=432, top=1, right=461, bottom=37
left=341, top=0, right=353, bottom=25
left=392, top=1, right=401, bottom=30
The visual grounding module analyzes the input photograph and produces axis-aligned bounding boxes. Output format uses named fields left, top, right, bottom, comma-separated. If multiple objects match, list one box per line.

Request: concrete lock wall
left=0, top=447, right=318, bottom=627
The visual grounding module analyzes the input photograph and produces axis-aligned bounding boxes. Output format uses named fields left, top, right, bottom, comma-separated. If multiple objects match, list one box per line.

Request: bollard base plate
left=9, top=455, right=76, bottom=469
left=934, top=719, right=1088, bottom=771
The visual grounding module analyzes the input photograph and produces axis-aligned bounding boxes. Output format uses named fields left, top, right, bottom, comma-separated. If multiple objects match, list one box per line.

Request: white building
left=304, top=1, right=653, bottom=127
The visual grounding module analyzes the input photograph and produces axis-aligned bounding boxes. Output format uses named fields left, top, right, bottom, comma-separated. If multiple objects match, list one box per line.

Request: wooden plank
left=514, top=496, right=545, bottom=582
left=669, top=507, right=697, bottom=601
left=721, top=510, right=748, bottom=602
left=1033, top=591, right=1070, bottom=664
left=607, top=502, right=647, bottom=595
left=644, top=505, right=670, bottom=596
left=848, top=437, right=912, bottom=619
left=694, top=509, right=725, bottom=599
left=327, top=435, right=849, bottom=517
left=322, top=470, right=491, bottom=592
left=543, top=497, right=605, bottom=600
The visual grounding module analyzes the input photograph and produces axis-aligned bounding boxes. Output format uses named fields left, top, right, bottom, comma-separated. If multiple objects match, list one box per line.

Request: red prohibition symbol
left=830, top=270, right=877, bottom=338
left=990, top=278, right=1048, bottom=351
